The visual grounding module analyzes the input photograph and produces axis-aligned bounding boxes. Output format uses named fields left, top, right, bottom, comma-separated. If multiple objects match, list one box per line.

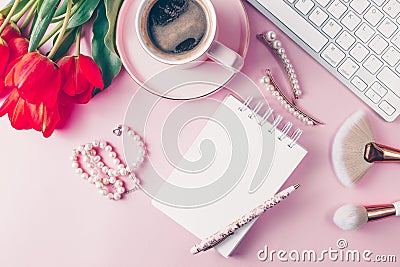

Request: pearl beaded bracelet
left=71, top=125, right=146, bottom=201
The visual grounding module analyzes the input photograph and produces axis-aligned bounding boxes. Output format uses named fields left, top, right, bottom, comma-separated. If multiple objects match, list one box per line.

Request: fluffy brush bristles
left=332, top=111, right=375, bottom=187
left=334, top=204, right=368, bottom=231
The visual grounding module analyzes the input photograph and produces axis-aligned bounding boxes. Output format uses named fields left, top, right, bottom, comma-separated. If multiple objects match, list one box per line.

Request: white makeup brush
left=332, top=111, right=400, bottom=187
left=334, top=202, right=400, bottom=230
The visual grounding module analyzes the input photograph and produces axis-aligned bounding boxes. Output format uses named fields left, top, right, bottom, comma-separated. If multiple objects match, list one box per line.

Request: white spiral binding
left=239, top=96, right=253, bottom=112
left=259, top=108, right=273, bottom=126
left=239, top=97, right=303, bottom=148
left=278, top=122, right=293, bottom=141
left=268, top=115, right=283, bottom=133
left=288, top=129, right=303, bottom=148
left=249, top=102, right=264, bottom=119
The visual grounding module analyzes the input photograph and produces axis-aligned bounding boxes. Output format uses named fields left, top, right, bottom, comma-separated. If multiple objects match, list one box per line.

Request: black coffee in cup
left=147, top=0, right=208, bottom=55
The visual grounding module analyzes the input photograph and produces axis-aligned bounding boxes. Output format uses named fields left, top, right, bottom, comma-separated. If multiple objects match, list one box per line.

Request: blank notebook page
left=152, top=95, right=307, bottom=257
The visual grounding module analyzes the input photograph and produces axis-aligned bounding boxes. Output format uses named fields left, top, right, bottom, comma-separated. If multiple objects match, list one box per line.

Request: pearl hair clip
left=257, top=31, right=324, bottom=126
left=70, top=125, right=146, bottom=201
left=257, top=31, right=302, bottom=103
left=261, top=69, right=323, bottom=126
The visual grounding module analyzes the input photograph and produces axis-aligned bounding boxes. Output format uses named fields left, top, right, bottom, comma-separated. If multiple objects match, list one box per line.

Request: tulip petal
left=58, top=56, right=75, bottom=96
left=0, top=89, right=18, bottom=117
left=42, top=104, right=60, bottom=138
left=75, top=85, right=94, bottom=104
left=78, top=54, right=104, bottom=89
left=0, top=39, right=9, bottom=75
left=8, top=37, right=28, bottom=61
left=0, top=19, right=20, bottom=42
left=4, top=60, right=16, bottom=87
left=10, top=96, right=31, bottom=130
left=12, top=52, right=61, bottom=106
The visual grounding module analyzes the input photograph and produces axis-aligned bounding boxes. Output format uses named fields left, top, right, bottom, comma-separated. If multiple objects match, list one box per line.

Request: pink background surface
left=1, top=1, right=400, bottom=266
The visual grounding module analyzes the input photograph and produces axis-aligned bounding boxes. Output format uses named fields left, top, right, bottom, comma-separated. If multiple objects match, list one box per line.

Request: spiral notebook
left=152, top=95, right=307, bottom=257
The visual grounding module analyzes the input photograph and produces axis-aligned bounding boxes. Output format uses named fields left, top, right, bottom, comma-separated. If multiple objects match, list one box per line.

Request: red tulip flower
left=7, top=37, right=29, bottom=63
left=0, top=38, right=9, bottom=75
left=58, top=54, right=104, bottom=105
left=0, top=15, right=21, bottom=42
left=0, top=89, right=60, bottom=137
left=0, top=37, right=28, bottom=94
left=0, top=15, right=21, bottom=78
left=0, top=52, right=62, bottom=137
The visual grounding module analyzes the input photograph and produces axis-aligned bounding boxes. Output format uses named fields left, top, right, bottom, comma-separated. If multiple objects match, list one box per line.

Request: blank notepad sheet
left=152, top=95, right=307, bottom=257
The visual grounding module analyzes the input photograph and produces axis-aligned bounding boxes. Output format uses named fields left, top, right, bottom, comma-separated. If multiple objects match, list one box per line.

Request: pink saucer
left=116, top=0, right=250, bottom=99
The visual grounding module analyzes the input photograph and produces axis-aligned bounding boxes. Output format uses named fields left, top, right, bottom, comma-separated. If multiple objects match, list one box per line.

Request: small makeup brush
left=331, top=111, right=400, bottom=187
left=333, top=202, right=400, bottom=230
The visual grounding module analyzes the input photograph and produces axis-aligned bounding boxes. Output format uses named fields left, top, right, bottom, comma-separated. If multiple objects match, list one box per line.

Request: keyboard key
left=295, top=0, right=315, bottom=15
left=379, top=101, right=396, bottom=115
left=309, top=7, right=329, bottom=26
left=372, top=0, right=386, bottom=5
left=355, top=23, right=375, bottom=43
left=364, top=6, right=384, bottom=26
left=392, top=31, right=400, bottom=50
left=328, top=0, right=348, bottom=19
left=378, top=18, right=398, bottom=38
left=350, top=0, right=371, bottom=14
left=322, top=19, right=342, bottom=38
left=368, top=35, right=388, bottom=54
left=316, top=0, right=332, bottom=7
left=256, top=0, right=329, bottom=52
left=338, top=58, right=360, bottom=78
left=336, top=31, right=356, bottom=50
left=322, top=43, right=345, bottom=67
left=371, top=82, right=387, bottom=97
left=350, top=43, right=369, bottom=62
left=383, top=0, right=400, bottom=18
left=382, top=47, right=400, bottom=66
left=363, top=55, right=383, bottom=74
left=341, top=11, right=362, bottom=31
left=377, top=67, right=400, bottom=98
left=365, top=88, right=382, bottom=103
left=351, top=76, right=368, bottom=91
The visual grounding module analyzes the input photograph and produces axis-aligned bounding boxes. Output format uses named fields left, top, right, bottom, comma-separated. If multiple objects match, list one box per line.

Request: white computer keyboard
left=247, top=0, right=400, bottom=121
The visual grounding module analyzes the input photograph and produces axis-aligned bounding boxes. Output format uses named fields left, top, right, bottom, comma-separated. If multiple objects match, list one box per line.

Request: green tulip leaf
left=29, top=0, right=60, bottom=52
left=92, top=0, right=123, bottom=93
left=28, top=12, right=37, bottom=36
left=67, top=0, right=100, bottom=29
left=38, top=0, right=60, bottom=19
left=53, top=0, right=68, bottom=17
left=0, top=0, right=30, bottom=16
left=54, top=0, right=81, bottom=17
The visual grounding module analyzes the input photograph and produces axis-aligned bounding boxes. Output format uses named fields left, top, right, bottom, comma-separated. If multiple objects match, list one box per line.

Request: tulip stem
left=20, top=1, right=38, bottom=31
left=38, top=21, right=63, bottom=48
left=48, top=0, right=72, bottom=60
left=75, top=27, right=81, bottom=56
left=11, top=0, right=36, bottom=23
left=0, top=0, right=20, bottom=34
left=38, top=4, right=80, bottom=48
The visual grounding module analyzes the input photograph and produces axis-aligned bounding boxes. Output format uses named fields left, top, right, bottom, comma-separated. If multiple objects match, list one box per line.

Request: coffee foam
left=148, top=0, right=207, bottom=54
